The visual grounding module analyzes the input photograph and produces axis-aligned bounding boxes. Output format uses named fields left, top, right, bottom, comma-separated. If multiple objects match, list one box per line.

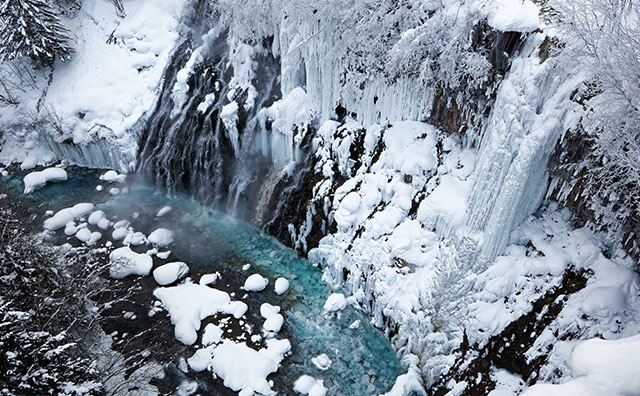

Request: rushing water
left=1, top=167, right=405, bottom=395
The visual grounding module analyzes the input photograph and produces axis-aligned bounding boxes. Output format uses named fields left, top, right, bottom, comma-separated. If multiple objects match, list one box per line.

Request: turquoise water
left=1, top=167, right=404, bottom=395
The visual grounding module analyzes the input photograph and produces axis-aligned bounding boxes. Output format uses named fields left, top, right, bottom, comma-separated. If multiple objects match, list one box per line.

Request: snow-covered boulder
left=243, top=274, right=268, bottom=292
left=148, top=228, right=174, bottom=246
left=109, top=247, right=153, bottom=279
left=274, top=277, right=289, bottom=295
left=153, top=261, right=189, bottom=286
left=323, top=293, right=347, bottom=313
left=23, top=167, right=68, bottom=194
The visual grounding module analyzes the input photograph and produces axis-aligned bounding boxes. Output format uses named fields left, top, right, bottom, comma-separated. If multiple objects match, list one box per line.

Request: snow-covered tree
left=552, top=0, right=640, bottom=254
left=0, top=0, right=73, bottom=67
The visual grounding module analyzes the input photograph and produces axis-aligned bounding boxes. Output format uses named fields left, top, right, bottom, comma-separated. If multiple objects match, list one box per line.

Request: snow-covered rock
left=153, top=261, right=189, bottom=286
left=148, top=228, right=174, bottom=247
left=243, top=274, right=268, bottom=292
left=323, top=293, right=347, bottom=313
left=153, top=282, right=248, bottom=345
left=311, top=354, right=332, bottom=371
left=23, top=167, right=68, bottom=194
left=274, top=277, right=289, bottom=295
left=108, top=247, right=153, bottom=279
left=44, top=203, right=94, bottom=230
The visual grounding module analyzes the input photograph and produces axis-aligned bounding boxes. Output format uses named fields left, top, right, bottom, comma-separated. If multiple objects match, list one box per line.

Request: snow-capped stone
left=157, top=250, right=171, bottom=259
left=88, top=210, right=105, bottom=225
left=23, top=167, right=68, bottom=194
left=311, top=354, right=332, bottom=371
left=153, top=283, right=248, bottom=345
left=294, top=375, right=327, bottom=396
left=44, top=203, right=94, bottom=230
left=274, top=277, right=289, bottom=295
left=323, top=293, right=347, bottom=313
left=200, top=273, right=220, bottom=286
left=148, top=228, right=174, bottom=246
left=156, top=205, right=172, bottom=216
left=75, top=228, right=92, bottom=243
left=112, top=227, right=128, bottom=240
left=153, top=261, right=189, bottom=286
left=243, top=274, right=268, bottom=292
left=109, top=247, right=153, bottom=279
left=100, top=170, right=126, bottom=183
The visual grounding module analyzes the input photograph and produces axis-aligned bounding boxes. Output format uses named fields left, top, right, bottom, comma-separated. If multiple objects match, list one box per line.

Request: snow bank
left=209, top=339, right=291, bottom=395
left=482, top=0, right=541, bottom=33
left=108, top=247, right=153, bottom=279
left=23, top=167, right=68, bottom=194
left=153, top=283, right=248, bottom=345
left=153, top=261, right=189, bottom=286
left=522, top=335, right=640, bottom=396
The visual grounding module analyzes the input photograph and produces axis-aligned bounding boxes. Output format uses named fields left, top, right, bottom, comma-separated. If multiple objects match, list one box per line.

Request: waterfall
left=136, top=30, right=282, bottom=220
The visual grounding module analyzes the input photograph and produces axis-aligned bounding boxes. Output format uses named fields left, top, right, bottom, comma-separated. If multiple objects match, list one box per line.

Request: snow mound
left=153, top=261, right=189, bottom=286
left=323, top=293, right=347, bottom=313
left=148, top=228, right=174, bottom=246
left=483, top=0, right=540, bottom=33
left=522, top=334, right=640, bottom=396
left=274, top=277, right=290, bottom=295
left=23, top=167, right=68, bottom=194
left=108, top=247, right=153, bottom=279
left=153, top=283, right=248, bottom=345
left=100, top=170, right=126, bottom=183
left=311, top=354, right=332, bottom=371
left=44, top=203, right=94, bottom=230
left=260, top=303, right=284, bottom=334
left=243, top=274, right=269, bottom=292
left=294, top=375, right=327, bottom=396
left=156, top=205, right=172, bottom=217
left=208, top=338, right=291, bottom=395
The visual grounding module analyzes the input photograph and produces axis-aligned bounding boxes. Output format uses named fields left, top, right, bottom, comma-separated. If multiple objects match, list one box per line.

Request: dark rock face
left=428, top=23, right=526, bottom=137
left=547, top=126, right=640, bottom=263
left=428, top=267, right=591, bottom=396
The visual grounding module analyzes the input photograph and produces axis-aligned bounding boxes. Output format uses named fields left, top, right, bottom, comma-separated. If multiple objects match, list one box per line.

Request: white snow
left=199, top=273, right=220, bottom=286
left=260, top=303, right=284, bottom=334
left=311, top=354, right=332, bottom=371
left=148, top=228, right=174, bottom=247
left=153, top=282, right=248, bottom=345
left=243, top=274, right=269, bottom=292
left=88, top=210, right=105, bottom=225
left=23, top=167, right=68, bottom=194
left=156, top=205, right=172, bottom=217
left=294, top=375, right=327, bottom=396
left=108, top=247, right=153, bottom=279
left=44, top=203, right=94, bottom=230
left=100, top=170, right=126, bottom=183
left=274, top=277, right=290, bottom=295
left=483, top=0, right=541, bottom=33
left=522, top=335, right=640, bottom=396
left=323, top=293, right=347, bottom=313
left=153, top=262, right=190, bottom=286
left=207, top=338, right=291, bottom=395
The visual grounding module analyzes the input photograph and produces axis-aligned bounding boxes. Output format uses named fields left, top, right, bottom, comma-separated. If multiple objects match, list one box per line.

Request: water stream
left=0, top=167, right=405, bottom=395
